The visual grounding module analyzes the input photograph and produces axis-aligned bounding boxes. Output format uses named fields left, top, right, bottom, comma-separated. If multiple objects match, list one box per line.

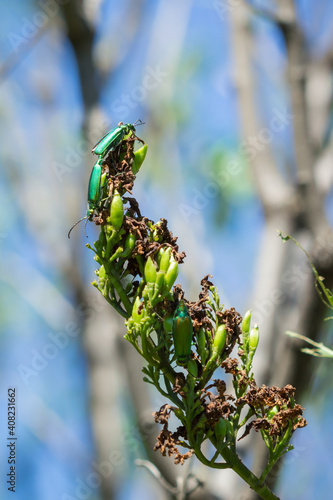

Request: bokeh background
left=1, top=1, right=333, bottom=499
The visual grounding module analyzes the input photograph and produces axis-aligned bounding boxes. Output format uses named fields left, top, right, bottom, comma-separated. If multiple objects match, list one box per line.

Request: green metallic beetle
left=86, top=158, right=104, bottom=218
left=68, top=119, right=144, bottom=238
left=92, top=119, right=143, bottom=157
left=68, top=158, right=105, bottom=238
left=172, top=300, right=193, bottom=366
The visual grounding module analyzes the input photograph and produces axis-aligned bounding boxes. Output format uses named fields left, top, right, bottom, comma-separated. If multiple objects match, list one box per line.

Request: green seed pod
left=197, top=327, right=207, bottom=364
left=155, top=270, right=166, bottom=292
left=266, top=405, right=279, bottom=420
left=110, top=190, right=124, bottom=230
left=213, top=324, right=227, bottom=357
left=172, top=300, right=193, bottom=366
left=119, top=233, right=136, bottom=258
left=187, top=359, right=198, bottom=378
left=163, top=314, right=173, bottom=334
left=144, top=256, right=157, bottom=284
left=249, top=325, right=259, bottom=355
left=247, top=325, right=259, bottom=368
left=164, top=258, right=179, bottom=291
left=125, top=232, right=136, bottom=249
left=100, top=171, right=107, bottom=193
left=132, top=296, right=145, bottom=323
left=157, top=247, right=171, bottom=272
left=242, top=310, right=252, bottom=353
left=132, top=144, right=148, bottom=175
left=214, top=417, right=228, bottom=442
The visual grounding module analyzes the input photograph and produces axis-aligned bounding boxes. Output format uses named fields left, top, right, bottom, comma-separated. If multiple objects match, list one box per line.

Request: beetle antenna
left=68, top=216, right=87, bottom=239
left=133, top=119, right=145, bottom=127
left=84, top=218, right=89, bottom=238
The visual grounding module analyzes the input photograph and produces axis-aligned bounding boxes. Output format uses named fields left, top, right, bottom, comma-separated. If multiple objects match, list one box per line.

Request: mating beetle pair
left=68, top=120, right=143, bottom=238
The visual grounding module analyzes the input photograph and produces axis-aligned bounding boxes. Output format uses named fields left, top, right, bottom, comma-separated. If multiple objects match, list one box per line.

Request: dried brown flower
left=153, top=404, right=193, bottom=464
left=237, top=383, right=307, bottom=440
left=201, top=379, right=236, bottom=427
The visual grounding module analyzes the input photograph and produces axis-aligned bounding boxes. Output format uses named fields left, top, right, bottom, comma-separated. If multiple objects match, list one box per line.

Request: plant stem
left=104, top=261, right=132, bottom=316
left=219, top=447, right=280, bottom=500
left=103, top=292, right=128, bottom=318
left=260, top=458, right=276, bottom=483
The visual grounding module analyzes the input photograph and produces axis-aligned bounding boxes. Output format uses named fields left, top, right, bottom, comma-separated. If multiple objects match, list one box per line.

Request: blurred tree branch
left=60, top=4, right=117, bottom=499
left=228, top=0, right=333, bottom=498
left=60, top=1, right=218, bottom=499
left=0, top=24, right=48, bottom=83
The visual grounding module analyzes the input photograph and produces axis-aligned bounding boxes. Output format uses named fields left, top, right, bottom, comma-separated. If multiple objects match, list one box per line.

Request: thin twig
left=135, top=459, right=204, bottom=500
left=135, top=459, right=178, bottom=495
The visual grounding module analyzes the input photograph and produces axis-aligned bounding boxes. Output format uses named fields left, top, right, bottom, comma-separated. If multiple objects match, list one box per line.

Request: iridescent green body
left=92, top=122, right=136, bottom=157
left=87, top=158, right=104, bottom=218
left=172, top=300, right=193, bottom=365
left=68, top=157, right=105, bottom=238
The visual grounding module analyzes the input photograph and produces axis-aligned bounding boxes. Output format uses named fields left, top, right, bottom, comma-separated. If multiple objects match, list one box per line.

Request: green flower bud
left=98, top=265, right=106, bottom=279
left=109, top=190, right=124, bottom=230
left=246, top=325, right=259, bottom=368
left=94, top=254, right=102, bottom=265
left=109, top=246, right=124, bottom=262
left=213, top=324, right=227, bottom=356
left=157, top=247, right=172, bottom=272
left=143, top=282, right=155, bottom=303
left=152, top=221, right=162, bottom=241
left=132, top=144, right=148, bottom=175
left=164, top=258, right=179, bottom=291
left=144, top=256, right=157, bottom=284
